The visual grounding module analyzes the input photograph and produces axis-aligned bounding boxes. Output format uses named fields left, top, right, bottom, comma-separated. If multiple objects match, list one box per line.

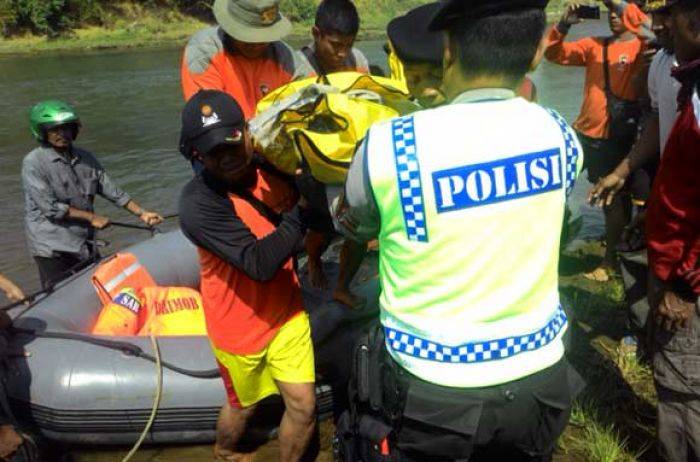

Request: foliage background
left=1, top=0, right=570, bottom=37
left=0, top=0, right=437, bottom=37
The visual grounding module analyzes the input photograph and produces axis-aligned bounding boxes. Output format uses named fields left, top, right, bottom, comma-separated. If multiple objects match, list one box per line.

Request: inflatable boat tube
left=4, top=230, right=379, bottom=445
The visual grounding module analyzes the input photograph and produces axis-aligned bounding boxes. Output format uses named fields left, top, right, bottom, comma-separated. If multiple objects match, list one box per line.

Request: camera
left=576, top=5, right=601, bottom=19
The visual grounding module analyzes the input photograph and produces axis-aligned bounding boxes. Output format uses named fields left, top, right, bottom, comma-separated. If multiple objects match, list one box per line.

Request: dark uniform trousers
left=648, top=275, right=700, bottom=462
left=337, top=326, right=584, bottom=462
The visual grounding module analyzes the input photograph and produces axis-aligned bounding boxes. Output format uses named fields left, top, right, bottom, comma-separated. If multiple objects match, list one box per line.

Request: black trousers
left=391, top=359, right=583, bottom=462
left=34, top=252, right=93, bottom=289
left=339, top=324, right=585, bottom=462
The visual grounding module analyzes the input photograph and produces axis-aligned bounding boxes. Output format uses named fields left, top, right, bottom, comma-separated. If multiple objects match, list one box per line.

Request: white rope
left=121, top=334, right=162, bottom=462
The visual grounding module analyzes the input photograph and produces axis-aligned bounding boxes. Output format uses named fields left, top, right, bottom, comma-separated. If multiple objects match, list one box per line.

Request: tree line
left=0, top=0, right=320, bottom=37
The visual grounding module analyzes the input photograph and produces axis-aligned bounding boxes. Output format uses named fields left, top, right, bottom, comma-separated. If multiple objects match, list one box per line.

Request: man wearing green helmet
left=22, top=100, right=163, bottom=289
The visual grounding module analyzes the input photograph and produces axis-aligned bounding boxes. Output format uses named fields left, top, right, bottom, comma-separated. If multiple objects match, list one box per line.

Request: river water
left=0, top=19, right=610, bottom=460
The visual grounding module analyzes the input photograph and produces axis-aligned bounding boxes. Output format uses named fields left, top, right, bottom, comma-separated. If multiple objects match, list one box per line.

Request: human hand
left=561, top=3, right=583, bottom=27
left=656, top=290, right=695, bottom=332
left=2, top=284, right=24, bottom=303
left=90, top=214, right=111, bottom=230
left=0, top=425, right=23, bottom=460
left=588, top=173, right=626, bottom=207
left=139, top=211, right=163, bottom=227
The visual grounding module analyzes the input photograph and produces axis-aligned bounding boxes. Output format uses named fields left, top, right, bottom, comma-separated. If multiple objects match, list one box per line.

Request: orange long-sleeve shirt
left=620, top=1, right=653, bottom=37
left=544, top=25, right=644, bottom=139
left=181, top=27, right=314, bottom=119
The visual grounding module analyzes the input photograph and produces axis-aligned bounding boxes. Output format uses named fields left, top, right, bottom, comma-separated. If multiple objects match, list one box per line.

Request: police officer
left=335, top=0, right=585, bottom=459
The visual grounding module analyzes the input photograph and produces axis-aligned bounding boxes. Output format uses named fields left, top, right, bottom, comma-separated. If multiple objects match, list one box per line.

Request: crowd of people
left=1, top=0, right=699, bottom=460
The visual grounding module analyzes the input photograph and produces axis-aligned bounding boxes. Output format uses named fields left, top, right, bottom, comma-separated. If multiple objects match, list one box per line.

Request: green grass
left=0, top=0, right=572, bottom=55
left=555, top=242, right=657, bottom=461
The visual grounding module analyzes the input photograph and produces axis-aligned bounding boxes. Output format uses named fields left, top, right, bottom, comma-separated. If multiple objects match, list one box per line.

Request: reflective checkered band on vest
left=392, top=116, right=428, bottom=242
left=546, top=109, right=579, bottom=197
left=385, top=306, right=567, bottom=364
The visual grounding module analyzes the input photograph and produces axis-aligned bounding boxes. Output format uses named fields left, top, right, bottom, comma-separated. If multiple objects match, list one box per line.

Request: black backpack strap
left=603, top=38, right=613, bottom=97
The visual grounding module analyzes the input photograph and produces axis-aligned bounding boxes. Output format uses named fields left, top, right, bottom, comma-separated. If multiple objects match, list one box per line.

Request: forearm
left=66, top=207, right=98, bottom=224
left=124, top=200, right=145, bottom=217
left=235, top=207, right=306, bottom=281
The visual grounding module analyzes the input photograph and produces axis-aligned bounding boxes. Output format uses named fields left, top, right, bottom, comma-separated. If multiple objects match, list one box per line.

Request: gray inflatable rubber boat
left=5, top=230, right=379, bottom=446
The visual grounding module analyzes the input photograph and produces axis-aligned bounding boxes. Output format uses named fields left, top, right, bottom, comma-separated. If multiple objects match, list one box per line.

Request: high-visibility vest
left=92, top=286, right=207, bottom=337
left=365, top=92, right=583, bottom=387
left=91, top=253, right=156, bottom=306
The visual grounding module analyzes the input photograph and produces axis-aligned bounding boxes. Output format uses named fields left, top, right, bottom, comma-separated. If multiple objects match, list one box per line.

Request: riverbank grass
left=556, top=241, right=656, bottom=461
left=0, top=0, right=571, bottom=55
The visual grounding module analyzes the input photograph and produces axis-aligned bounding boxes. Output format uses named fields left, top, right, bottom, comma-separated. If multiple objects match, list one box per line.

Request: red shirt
left=647, top=90, right=700, bottom=294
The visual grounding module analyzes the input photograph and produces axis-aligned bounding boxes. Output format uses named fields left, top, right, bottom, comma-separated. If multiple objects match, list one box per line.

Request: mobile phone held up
left=576, top=5, right=601, bottom=19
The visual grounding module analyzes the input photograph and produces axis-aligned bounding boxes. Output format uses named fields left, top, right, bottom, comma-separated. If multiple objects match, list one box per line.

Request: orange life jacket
left=91, top=253, right=156, bottom=306
left=92, top=286, right=207, bottom=337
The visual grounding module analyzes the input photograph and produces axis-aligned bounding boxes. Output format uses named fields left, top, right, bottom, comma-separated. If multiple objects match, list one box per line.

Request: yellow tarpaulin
left=251, top=72, right=418, bottom=185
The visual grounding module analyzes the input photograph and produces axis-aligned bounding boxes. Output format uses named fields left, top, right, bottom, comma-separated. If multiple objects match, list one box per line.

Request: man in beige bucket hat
left=181, top=0, right=313, bottom=119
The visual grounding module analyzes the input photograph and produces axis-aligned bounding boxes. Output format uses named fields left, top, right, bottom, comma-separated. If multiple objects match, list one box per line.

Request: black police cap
left=429, top=0, right=549, bottom=31
left=388, top=3, right=444, bottom=65
left=179, top=90, right=246, bottom=160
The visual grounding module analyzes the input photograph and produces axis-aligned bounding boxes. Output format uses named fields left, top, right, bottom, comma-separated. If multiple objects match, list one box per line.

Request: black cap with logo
left=388, top=3, right=444, bottom=65
left=429, top=0, right=549, bottom=31
left=179, top=90, right=246, bottom=160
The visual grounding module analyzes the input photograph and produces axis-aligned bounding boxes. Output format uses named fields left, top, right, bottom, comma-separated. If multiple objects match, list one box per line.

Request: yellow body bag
left=252, top=72, right=418, bottom=185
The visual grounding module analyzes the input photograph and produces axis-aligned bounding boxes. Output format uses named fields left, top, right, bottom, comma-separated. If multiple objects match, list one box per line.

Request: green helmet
left=29, top=100, right=81, bottom=142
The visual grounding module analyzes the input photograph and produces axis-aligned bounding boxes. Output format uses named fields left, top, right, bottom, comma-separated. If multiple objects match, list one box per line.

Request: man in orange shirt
left=545, top=1, right=647, bottom=281
left=181, top=0, right=314, bottom=120
left=179, top=90, right=315, bottom=461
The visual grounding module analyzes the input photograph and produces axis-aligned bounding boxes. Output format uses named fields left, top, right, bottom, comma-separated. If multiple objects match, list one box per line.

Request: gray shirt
left=22, top=146, right=131, bottom=258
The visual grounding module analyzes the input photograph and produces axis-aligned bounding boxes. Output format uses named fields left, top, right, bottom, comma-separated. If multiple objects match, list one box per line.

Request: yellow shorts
left=212, top=312, right=315, bottom=408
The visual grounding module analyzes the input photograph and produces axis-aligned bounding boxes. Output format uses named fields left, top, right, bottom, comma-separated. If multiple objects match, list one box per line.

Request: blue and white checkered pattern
left=385, top=306, right=567, bottom=364
left=546, top=109, right=579, bottom=197
left=392, top=116, right=428, bottom=242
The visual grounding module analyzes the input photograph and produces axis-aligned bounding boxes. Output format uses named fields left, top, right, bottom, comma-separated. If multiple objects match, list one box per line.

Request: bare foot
left=307, top=259, right=328, bottom=290
left=214, top=445, right=254, bottom=462
left=333, top=288, right=366, bottom=309
left=583, top=266, right=612, bottom=282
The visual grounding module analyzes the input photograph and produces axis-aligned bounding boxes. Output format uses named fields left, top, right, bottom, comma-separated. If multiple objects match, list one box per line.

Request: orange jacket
left=181, top=27, right=314, bottom=119
left=92, top=286, right=207, bottom=337
left=544, top=25, right=644, bottom=139
left=91, top=253, right=156, bottom=306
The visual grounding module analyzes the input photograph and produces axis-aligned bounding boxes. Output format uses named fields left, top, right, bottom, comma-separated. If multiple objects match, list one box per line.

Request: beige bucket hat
left=213, top=0, right=293, bottom=43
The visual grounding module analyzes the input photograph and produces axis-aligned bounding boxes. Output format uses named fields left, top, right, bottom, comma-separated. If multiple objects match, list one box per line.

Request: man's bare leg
left=214, top=401, right=257, bottom=462
left=276, top=381, right=316, bottom=462
left=333, top=239, right=367, bottom=308
left=305, top=230, right=330, bottom=289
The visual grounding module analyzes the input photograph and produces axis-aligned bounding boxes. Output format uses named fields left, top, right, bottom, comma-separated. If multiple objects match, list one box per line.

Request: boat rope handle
left=10, top=327, right=220, bottom=379
left=121, top=334, right=162, bottom=462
